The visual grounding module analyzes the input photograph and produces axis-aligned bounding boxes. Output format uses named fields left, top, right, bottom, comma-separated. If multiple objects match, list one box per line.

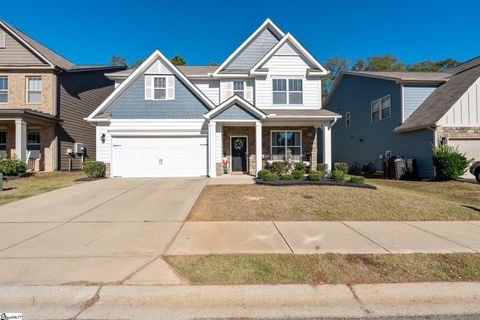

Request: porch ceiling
left=0, top=109, right=61, bottom=125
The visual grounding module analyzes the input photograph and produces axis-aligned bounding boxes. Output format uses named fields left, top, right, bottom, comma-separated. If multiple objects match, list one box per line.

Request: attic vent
left=0, top=30, right=5, bottom=48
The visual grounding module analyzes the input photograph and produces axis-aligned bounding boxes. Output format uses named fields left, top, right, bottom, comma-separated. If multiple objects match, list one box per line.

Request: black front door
left=231, top=137, right=247, bottom=172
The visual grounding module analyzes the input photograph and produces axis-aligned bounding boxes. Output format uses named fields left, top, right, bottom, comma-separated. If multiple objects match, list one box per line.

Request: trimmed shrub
left=331, top=170, right=347, bottom=182
left=317, top=163, right=329, bottom=176
left=281, top=174, right=294, bottom=180
left=81, top=160, right=106, bottom=178
left=432, top=144, right=471, bottom=180
left=257, top=169, right=271, bottom=180
left=0, top=158, right=27, bottom=176
left=362, top=162, right=376, bottom=174
left=308, top=172, right=323, bottom=181
left=350, top=175, right=365, bottom=184
left=272, top=162, right=286, bottom=175
left=334, top=162, right=349, bottom=174
left=349, top=162, right=362, bottom=175
left=263, top=172, right=279, bottom=181
left=294, top=162, right=307, bottom=172
left=291, top=170, right=305, bottom=180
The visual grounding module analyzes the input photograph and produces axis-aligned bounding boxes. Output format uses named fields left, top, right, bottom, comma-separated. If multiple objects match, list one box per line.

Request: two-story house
left=325, top=57, right=480, bottom=178
left=86, top=19, right=340, bottom=178
left=0, top=19, right=125, bottom=171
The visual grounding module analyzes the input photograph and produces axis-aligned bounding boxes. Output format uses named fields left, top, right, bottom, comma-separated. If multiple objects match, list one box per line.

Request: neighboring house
left=86, top=19, right=340, bottom=178
left=0, top=19, right=125, bottom=171
left=325, top=57, right=480, bottom=178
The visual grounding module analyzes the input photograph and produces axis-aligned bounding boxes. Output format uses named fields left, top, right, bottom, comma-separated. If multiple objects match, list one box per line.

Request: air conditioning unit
left=74, top=143, right=85, bottom=154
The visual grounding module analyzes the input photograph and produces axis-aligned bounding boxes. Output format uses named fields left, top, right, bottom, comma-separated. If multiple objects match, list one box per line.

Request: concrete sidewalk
left=1, top=282, right=479, bottom=319
left=167, top=221, right=480, bottom=255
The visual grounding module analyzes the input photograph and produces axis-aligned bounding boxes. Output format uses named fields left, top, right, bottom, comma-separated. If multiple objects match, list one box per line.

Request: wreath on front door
left=233, top=138, right=244, bottom=151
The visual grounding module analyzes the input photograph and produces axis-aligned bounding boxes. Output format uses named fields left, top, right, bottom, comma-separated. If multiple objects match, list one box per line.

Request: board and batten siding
left=0, top=26, right=48, bottom=66
left=191, top=79, right=220, bottom=105
left=57, top=70, right=118, bottom=170
left=325, top=74, right=435, bottom=177
left=403, top=85, right=437, bottom=121
left=438, top=77, right=480, bottom=126
left=224, top=27, right=280, bottom=70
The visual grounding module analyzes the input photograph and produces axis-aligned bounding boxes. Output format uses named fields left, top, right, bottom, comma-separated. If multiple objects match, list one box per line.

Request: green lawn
left=168, top=253, right=480, bottom=285
left=0, top=171, right=86, bottom=205
left=189, top=179, right=480, bottom=221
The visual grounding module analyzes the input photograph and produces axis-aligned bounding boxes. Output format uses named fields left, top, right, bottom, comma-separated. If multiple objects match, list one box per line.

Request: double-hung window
left=145, top=75, right=175, bottom=100
left=27, top=129, right=41, bottom=151
left=233, top=80, right=245, bottom=98
left=371, top=95, right=391, bottom=122
left=272, top=79, right=303, bottom=105
left=271, top=131, right=302, bottom=161
left=153, top=77, right=166, bottom=100
left=26, top=76, right=42, bottom=103
left=0, top=129, right=6, bottom=152
left=0, top=77, right=7, bottom=103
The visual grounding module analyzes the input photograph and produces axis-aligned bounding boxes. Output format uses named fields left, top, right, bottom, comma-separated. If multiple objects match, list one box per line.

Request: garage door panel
left=112, top=137, right=207, bottom=178
left=448, top=139, right=480, bottom=179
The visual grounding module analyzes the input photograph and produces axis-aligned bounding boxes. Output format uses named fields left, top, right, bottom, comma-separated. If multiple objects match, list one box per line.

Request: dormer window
left=272, top=78, right=303, bottom=105
left=233, top=80, right=245, bottom=98
left=154, top=77, right=166, bottom=100
left=144, top=75, right=175, bottom=100
left=0, top=30, right=5, bottom=48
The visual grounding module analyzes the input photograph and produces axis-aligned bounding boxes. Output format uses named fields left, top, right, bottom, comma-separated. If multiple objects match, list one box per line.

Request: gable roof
left=204, top=95, right=267, bottom=120
left=0, top=19, right=123, bottom=72
left=395, top=57, right=480, bottom=132
left=212, top=19, right=285, bottom=76
left=86, top=49, right=217, bottom=121
left=250, top=33, right=328, bottom=75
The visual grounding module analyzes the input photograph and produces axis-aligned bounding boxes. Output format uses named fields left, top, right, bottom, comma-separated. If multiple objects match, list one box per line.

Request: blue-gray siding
left=213, top=103, right=260, bottom=120
left=225, top=27, right=280, bottom=70
left=324, top=75, right=435, bottom=177
left=107, top=75, right=209, bottom=119
left=403, top=85, right=437, bottom=120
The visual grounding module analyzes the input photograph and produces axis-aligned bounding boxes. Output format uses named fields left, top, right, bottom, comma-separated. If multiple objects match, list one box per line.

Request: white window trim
left=345, top=111, right=351, bottom=127
left=270, top=130, right=302, bottom=162
left=153, top=76, right=167, bottom=100
left=0, top=76, right=8, bottom=104
left=271, top=77, right=304, bottom=106
left=26, top=76, right=42, bottom=104
left=233, top=80, right=245, bottom=98
left=146, top=75, right=175, bottom=101
left=371, top=95, right=391, bottom=123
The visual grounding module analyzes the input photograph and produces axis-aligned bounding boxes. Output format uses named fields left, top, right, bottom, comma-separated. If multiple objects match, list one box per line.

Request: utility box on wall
left=73, top=143, right=85, bottom=154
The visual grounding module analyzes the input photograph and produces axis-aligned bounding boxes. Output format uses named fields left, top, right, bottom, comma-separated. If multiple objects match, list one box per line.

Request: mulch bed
left=254, top=178, right=377, bottom=189
left=74, top=177, right=107, bottom=182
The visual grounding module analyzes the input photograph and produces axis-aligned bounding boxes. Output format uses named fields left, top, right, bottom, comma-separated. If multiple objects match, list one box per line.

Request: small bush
left=281, top=174, right=294, bottom=180
left=263, top=172, right=279, bottom=181
left=291, top=170, right=305, bottom=180
left=362, top=162, right=377, bottom=174
left=317, top=163, right=329, bottom=175
left=0, top=158, right=27, bottom=176
left=257, top=169, right=271, bottom=180
left=294, top=162, right=307, bottom=172
left=350, top=175, right=365, bottom=184
left=272, top=162, right=286, bottom=175
left=81, top=160, right=106, bottom=178
left=308, top=173, right=323, bottom=181
left=432, top=144, right=471, bottom=180
left=349, top=162, right=362, bottom=175
left=331, top=170, right=347, bottom=182
left=334, top=162, right=349, bottom=174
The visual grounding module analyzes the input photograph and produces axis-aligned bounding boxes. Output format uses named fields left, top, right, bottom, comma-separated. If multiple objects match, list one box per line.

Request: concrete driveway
left=0, top=177, right=206, bottom=285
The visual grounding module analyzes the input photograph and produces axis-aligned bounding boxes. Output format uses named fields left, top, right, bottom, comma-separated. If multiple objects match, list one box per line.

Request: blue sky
left=2, top=0, right=479, bottom=66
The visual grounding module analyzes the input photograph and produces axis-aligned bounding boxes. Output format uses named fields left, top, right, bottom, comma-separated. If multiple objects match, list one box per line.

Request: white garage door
left=111, top=137, right=207, bottom=178
left=448, top=139, right=480, bottom=179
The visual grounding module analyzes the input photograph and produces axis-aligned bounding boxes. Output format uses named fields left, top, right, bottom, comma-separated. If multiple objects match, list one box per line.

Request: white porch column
left=15, top=119, right=27, bottom=161
left=208, top=121, right=217, bottom=177
left=255, top=121, right=262, bottom=174
left=322, top=123, right=332, bottom=171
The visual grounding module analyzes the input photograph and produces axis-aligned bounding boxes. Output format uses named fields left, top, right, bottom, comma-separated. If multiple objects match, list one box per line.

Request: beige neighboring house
left=0, top=19, right=125, bottom=171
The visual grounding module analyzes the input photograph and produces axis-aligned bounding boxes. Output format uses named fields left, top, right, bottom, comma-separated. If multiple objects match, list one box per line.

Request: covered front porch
left=0, top=109, right=58, bottom=171
left=204, top=96, right=340, bottom=177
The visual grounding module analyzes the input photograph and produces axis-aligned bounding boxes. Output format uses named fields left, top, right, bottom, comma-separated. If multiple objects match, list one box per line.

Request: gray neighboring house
left=324, top=57, right=480, bottom=178
left=0, top=19, right=125, bottom=171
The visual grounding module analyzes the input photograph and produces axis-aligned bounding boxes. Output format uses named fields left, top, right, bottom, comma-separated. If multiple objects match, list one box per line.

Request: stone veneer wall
left=222, top=126, right=256, bottom=175
left=435, top=127, right=480, bottom=141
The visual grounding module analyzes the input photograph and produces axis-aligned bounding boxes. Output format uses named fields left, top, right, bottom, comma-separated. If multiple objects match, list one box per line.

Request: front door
left=231, top=136, right=247, bottom=172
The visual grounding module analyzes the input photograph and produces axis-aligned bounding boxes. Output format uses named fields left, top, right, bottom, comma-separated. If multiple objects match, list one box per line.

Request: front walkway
left=167, top=221, right=480, bottom=255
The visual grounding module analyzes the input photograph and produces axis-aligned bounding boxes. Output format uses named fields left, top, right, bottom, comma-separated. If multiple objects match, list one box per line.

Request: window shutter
left=245, top=81, right=252, bottom=101
left=225, top=81, right=233, bottom=99
left=144, top=75, right=153, bottom=100
left=166, top=76, right=175, bottom=100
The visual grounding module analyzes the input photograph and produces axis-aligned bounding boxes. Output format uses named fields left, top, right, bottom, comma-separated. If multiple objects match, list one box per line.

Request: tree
left=110, top=55, right=127, bottom=66
left=408, top=58, right=460, bottom=72
left=365, top=54, right=406, bottom=71
left=171, top=55, right=186, bottom=66
left=322, top=57, right=350, bottom=100
left=209, top=61, right=219, bottom=66
left=351, top=58, right=366, bottom=71
left=130, top=59, right=145, bottom=68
